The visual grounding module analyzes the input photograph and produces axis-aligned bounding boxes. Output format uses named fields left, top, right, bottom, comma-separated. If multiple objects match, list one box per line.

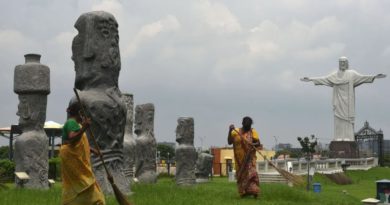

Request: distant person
left=228, top=116, right=262, bottom=198
left=60, top=102, right=105, bottom=205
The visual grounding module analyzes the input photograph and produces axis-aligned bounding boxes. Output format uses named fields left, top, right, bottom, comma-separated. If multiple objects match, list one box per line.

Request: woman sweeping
left=60, top=102, right=105, bottom=205
left=228, top=116, right=262, bottom=198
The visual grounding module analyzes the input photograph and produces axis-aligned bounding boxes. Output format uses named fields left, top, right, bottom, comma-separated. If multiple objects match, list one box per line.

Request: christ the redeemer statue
left=301, top=56, right=386, bottom=141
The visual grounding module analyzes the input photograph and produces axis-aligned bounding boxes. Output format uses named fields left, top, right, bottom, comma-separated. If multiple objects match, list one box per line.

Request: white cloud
left=195, top=0, right=241, bottom=33
left=49, top=31, right=76, bottom=50
left=0, top=29, right=38, bottom=54
left=124, top=15, right=181, bottom=57
left=381, top=46, right=390, bottom=57
left=247, top=20, right=283, bottom=60
left=308, top=16, right=343, bottom=43
left=278, top=70, right=300, bottom=91
left=91, top=0, right=124, bottom=18
left=246, top=16, right=344, bottom=61
left=296, top=43, right=345, bottom=61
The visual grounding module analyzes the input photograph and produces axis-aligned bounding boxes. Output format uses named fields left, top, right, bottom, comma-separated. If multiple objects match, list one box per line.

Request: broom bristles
left=268, top=161, right=305, bottom=186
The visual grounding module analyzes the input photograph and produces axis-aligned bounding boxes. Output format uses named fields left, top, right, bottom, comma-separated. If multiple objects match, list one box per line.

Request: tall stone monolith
left=175, top=117, right=197, bottom=185
left=14, top=53, right=49, bottom=189
left=70, top=11, right=129, bottom=193
left=134, top=103, right=157, bottom=183
left=123, top=93, right=136, bottom=180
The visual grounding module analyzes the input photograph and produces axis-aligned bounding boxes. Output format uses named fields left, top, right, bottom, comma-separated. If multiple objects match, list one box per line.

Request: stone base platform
left=329, top=141, right=358, bottom=158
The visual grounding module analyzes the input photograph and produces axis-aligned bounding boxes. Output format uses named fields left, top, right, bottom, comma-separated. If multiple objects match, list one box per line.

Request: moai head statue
left=134, top=103, right=154, bottom=136
left=14, top=54, right=50, bottom=132
left=72, top=11, right=120, bottom=90
left=176, top=117, right=194, bottom=145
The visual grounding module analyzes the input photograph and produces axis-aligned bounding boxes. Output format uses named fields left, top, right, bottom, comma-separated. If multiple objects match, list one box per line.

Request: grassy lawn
left=0, top=167, right=388, bottom=205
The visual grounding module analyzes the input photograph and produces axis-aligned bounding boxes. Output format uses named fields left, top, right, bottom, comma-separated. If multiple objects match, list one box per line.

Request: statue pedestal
left=329, top=141, right=358, bottom=158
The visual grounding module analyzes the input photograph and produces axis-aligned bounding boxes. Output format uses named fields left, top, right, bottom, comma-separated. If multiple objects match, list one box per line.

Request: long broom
left=74, top=88, right=132, bottom=205
left=232, top=129, right=304, bottom=186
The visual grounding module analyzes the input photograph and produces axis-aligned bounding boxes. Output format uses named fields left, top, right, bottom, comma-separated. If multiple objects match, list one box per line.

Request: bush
left=48, top=157, right=61, bottom=181
left=0, top=159, right=15, bottom=182
left=0, top=146, right=10, bottom=159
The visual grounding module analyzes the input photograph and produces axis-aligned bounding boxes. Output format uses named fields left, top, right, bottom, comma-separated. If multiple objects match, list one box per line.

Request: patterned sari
left=231, top=128, right=260, bottom=197
left=60, top=130, right=105, bottom=205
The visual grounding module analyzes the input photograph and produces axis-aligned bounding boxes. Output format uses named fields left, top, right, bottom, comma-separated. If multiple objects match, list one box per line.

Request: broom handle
left=232, top=129, right=277, bottom=169
left=236, top=142, right=255, bottom=181
left=73, top=88, right=113, bottom=181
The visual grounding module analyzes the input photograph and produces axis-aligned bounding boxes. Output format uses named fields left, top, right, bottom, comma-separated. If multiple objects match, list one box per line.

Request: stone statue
left=175, top=117, right=197, bottom=185
left=134, top=103, right=157, bottom=183
left=195, top=152, right=213, bottom=183
left=70, top=11, right=129, bottom=193
left=301, top=57, right=386, bottom=141
left=14, top=53, right=49, bottom=189
left=122, top=93, right=137, bottom=180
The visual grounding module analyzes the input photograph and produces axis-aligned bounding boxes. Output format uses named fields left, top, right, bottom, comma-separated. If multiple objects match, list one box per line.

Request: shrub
left=0, top=159, right=15, bottom=182
left=48, top=157, right=61, bottom=181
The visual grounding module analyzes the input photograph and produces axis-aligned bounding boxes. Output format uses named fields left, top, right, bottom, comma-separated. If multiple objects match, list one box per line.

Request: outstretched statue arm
left=376, top=74, right=387, bottom=78
left=353, top=71, right=386, bottom=87
left=300, top=75, right=333, bottom=87
left=300, top=77, right=312, bottom=82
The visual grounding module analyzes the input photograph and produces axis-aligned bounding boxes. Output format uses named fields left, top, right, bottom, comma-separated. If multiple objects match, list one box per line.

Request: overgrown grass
left=0, top=167, right=388, bottom=205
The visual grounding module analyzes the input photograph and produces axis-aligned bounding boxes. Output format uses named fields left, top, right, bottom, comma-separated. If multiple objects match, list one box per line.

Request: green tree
left=275, top=149, right=292, bottom=159
left=0, top=159, right=15, bottom=183
left=297, top=135, right=317, bottom=191
left=157, top=144, right=175, bottom=160
left=0, top=146, right=9, bottom=160
left=297, top=135, right=317, bottom=158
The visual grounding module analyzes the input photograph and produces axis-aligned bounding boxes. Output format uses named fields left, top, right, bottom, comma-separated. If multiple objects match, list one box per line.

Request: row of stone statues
left=12, top=53, right=212, bottom=190
left=12, top=11, right=213, bottom=191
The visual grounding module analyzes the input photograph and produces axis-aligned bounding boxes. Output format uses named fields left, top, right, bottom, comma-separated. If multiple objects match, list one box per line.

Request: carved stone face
left=176, top=117, right=194, bottom=145
left=16, top=95, right=45, bottom=131
left=72, top=11, right=120, bottom=90
left=134, top=104, right=154, bottom=136
left=17, top=95, right=31, bottom=128
left=339, top=57, right=349, bottom=71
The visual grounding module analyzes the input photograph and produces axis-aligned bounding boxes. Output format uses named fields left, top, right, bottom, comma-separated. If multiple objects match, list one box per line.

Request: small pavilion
left=0, top=121, right=63, bottom=160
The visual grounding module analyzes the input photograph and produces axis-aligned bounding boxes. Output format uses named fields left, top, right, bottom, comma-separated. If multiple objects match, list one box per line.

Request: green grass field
left=0, top=167, right=388, bottom=205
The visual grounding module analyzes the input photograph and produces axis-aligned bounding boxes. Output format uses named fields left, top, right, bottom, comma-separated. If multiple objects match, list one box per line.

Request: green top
left=62, top=118, right=81, bottom=142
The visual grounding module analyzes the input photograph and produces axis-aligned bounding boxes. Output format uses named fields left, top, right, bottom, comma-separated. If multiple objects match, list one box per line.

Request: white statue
left=301, top=56, right=386, bottom=141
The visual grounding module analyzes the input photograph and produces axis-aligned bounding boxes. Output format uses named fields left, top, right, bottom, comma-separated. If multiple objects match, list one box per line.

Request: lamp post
left=297, top=135, right=317, bottom=191
left=157, top=151, right=160, bottom=168
left=167, top=152, right=170, bottom=176
left=200, top=136, right=205, bottom=151
left=273, top=136, right=278, bottom=151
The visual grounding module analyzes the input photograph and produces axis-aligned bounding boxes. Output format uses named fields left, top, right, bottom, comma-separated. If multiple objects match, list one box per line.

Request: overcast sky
left=0, top=0, right=389, bottom=149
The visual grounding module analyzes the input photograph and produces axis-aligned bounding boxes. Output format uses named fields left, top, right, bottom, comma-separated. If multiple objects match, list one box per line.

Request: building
left=355, top=121, right=385, bottom=166
left=275, top=143, right=292, bottom=151
left=384, top=140, right=390, bottom=166
left=210, top=147, right=275, bottom=176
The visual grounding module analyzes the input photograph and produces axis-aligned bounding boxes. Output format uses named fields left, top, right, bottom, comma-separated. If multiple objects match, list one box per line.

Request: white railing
left=257, top=157, right=378, bottom=174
